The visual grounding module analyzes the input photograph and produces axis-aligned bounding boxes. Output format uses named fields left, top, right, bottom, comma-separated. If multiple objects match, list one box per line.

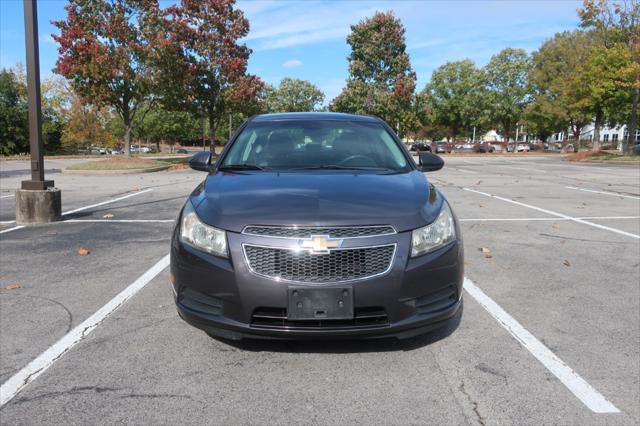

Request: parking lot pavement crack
left=20, top=295, right=74, bottom=334
left=118, top=392, right=194, bottom=400
left=430, top=346, right=478, bottom=425
left=538, top=232, right=635, bottom=244
left=9, top=386, right=121, bottom=405
left=459, top=381, right=487, bottom=426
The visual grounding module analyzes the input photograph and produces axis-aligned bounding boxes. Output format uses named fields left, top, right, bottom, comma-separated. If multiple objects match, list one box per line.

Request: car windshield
left=220, top=120, right=410, bottom=172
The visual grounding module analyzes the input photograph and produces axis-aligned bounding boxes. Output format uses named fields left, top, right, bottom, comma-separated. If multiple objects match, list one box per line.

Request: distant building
left=481, top=130, right=504, bottom=142
left=548, top=123, right=639, bottom=149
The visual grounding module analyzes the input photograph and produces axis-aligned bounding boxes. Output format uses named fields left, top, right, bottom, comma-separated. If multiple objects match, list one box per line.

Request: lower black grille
left=415, top=286, right=457, bottom=314
left=244, top=244, right=395, bottom=283
left=251, top=306, right=389, bottom=329
left=179, top=287, right=223, bottom=316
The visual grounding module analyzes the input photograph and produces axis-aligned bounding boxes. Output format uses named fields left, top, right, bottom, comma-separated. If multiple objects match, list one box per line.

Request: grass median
left=565, top=150, right=640, bottom=163
left=63, top=157, right=193, bottom=174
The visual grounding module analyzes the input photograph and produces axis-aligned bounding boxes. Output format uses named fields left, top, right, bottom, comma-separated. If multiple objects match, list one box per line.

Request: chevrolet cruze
left=171, top=112, right=463, bottom=340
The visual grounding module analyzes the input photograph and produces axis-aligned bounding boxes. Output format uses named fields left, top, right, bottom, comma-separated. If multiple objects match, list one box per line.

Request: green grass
left=587, top=154, right=640, bottom=163
left=66, top=159, right=170, bottom=170
left=157, top=157, right=189, bottom=165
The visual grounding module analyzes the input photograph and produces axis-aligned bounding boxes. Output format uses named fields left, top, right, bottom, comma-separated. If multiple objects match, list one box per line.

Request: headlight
left=411, top=201, right=456, bottom=257
left=180, top=200, right=228, bottom=258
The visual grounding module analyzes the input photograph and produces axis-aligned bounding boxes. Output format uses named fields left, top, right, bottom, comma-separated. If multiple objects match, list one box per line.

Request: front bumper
left=170, top=227, right=464, bottom=340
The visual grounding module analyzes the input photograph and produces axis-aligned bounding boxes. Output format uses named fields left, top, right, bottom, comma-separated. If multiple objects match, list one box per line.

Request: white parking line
left=64, top=219, right=175, bottom=223
left=0, top=194, right=14, bottom=199
left=0, top=226, right=24, bottom=234
left=453, top=168, right=478, bottom=174
left=463, top=277, right=619, bottom=413
left=459, top=216, right=640, bottom=222
left=499, top=165, right=536, bottom=172
left=565, top=186, right=640, bottom=200
left=61, top=188, right=154, bottom=215
left=0, top=254, right=170, bottom=407
left=0, top=189, right=154, bottom=235
left=463, top=188, right=640, bottom=239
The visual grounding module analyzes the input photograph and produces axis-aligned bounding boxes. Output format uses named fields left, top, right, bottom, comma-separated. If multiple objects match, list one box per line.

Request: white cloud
left=282, top=59, right=303, bottom=68
left=240, top=1, right=379, bottom=50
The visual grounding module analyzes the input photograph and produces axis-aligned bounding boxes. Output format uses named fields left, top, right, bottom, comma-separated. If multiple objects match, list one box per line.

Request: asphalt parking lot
left=1, top=154, right=639, bottom=425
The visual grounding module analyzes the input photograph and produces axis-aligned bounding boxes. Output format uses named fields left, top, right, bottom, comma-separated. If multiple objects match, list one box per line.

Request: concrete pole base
left=15, top=187, right=62, bottom=224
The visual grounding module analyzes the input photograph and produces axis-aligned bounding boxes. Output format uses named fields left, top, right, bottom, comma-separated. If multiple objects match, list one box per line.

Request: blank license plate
left=287, top=287, right=354, bottom=320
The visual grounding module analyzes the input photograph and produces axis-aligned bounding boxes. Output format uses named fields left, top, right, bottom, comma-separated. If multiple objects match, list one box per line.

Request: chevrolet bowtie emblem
left=298, top=235, right=343, bottom=254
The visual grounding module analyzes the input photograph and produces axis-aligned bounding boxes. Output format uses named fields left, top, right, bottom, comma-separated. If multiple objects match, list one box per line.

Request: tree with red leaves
left=53, top=0, right=160, bottom=155
left=155, top=0, right=264, bottom=147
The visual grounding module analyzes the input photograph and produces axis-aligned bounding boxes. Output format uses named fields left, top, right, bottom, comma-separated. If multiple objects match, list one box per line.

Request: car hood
left=189, top=170, right=444, bottom=233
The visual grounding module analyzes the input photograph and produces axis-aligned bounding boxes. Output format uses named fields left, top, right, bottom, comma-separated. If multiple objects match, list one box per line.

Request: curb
left=62, top=165, right=172, bottom=175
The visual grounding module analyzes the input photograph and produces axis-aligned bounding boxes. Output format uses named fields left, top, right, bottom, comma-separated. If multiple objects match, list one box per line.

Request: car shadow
left=211, top=300, right=463, bottom=353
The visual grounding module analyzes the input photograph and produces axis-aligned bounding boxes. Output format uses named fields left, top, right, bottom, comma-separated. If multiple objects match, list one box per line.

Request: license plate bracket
left=287, top=287, right=354, bottom=320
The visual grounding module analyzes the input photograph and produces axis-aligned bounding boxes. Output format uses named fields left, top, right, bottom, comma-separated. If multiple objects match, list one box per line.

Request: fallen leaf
left=103, top=213, right=114, bottom=219
left=479, top=204, right=485, bottom=208
left=478, top=246, right=491, bottom=254
left=552, top=223, right=560, bottom=229
left=563, top=259, right=571, bottom=267
left=476, top=180, right=483, bottom=185
left=2, top=284, right=20, bottom=290
left=484, top=254, right=493, bottom=259
left=78, top=247, right=90, bottom=256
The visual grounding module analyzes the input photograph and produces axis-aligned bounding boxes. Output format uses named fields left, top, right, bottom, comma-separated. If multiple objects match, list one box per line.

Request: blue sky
left=1, top=0, right=582, bottom=102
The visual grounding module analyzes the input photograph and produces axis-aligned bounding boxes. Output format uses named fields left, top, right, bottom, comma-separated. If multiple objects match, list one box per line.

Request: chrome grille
left=243, top=244, right=396, bottom=283
left=242, top=226, right=395, bottom=239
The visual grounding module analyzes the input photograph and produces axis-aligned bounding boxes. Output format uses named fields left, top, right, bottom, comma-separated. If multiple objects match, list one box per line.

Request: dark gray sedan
left=171, top=112, right=463, bottom=340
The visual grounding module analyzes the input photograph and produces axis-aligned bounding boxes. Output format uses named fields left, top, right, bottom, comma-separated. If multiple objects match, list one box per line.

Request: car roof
left=251, top=112, right=380, bottom=122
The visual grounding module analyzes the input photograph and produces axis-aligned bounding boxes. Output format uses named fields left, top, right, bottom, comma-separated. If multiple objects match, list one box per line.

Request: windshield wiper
left=218, top=164, right=267, bottom=171
left=290, top=165, right=390, bottom=171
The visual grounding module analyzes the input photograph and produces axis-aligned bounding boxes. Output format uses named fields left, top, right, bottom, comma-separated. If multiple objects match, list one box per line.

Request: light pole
left=15, top=0, right=61, bottom=224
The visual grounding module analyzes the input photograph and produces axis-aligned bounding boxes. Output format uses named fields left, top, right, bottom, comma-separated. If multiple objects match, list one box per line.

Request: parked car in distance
left=90, top=147, right=107, bottom=155
left=108, top=149, right=124, bottom=155
left=456, top=142, right=475, bottom=153
left=172, top=112, right=463, bottom=341
left=176, top=148, right=189, bottom=154
left=507, top=143, right=531, bottom=152
left=634, top=143, right=640, bottom=155
left=433, top=141, right=452, bottom=154
left=410, top=142, right=431, bottom=152
left=475, top=142, right=494, bottom=153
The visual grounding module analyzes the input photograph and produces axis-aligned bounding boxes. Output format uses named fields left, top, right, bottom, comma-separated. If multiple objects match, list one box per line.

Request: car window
left=221, top=120, right=410, bottom=171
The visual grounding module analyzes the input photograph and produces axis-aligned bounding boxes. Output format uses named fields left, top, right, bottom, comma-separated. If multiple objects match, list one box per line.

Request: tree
left=156, top=0, right=265, bottom=149
left=53, top=0, right=159, bottom=156
left=0, top=68, right=63, bottom=155
left=265, top=78, right=325, bottom=112
left=0, top=69, right=28, bottom=155
left=330, top=11, right=418, bottom=136
left=579, top=0, right=640, bottom=153
left=528, top=31, right=595, bottom=150
left=484, top=48, right=532, bottom=145
left=422, top=60, right=487, bottom=141
left=133, top=105, right=201, bottom=150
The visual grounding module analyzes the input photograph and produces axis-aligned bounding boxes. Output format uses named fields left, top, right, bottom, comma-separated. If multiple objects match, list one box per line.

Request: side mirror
left=418, top=152, right=444, bottom=172
left=189, top=151, right=213, bottom=172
